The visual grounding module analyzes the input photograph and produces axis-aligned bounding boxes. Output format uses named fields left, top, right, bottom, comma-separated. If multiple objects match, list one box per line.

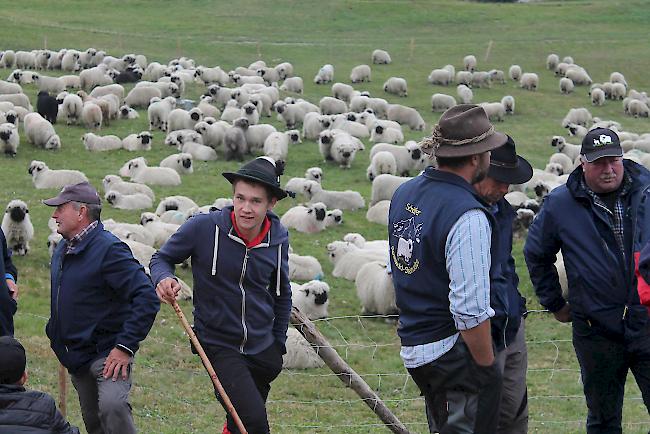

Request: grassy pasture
left=1, top=0, right=650, bottom=432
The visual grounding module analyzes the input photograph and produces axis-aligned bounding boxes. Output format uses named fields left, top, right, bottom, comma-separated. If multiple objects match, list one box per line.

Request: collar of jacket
left=422, top=167, right=490, bottom=206
left=0, top=384, right=25, bottom=393
left=566, top=159, right=649, bottom=203
left=60, top=221, right=103, bottom=255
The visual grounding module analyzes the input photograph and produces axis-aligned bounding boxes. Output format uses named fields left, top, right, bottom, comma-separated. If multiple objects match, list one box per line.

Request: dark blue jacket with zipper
left=47, top=222, right=160, bottom=373
left=524, top=160, right=650, bottom=340
left=489, top=199, right=526, bottom=351
left=149, top=207, right=291, bottom=355
left=0, top=228, right=18, bottom=337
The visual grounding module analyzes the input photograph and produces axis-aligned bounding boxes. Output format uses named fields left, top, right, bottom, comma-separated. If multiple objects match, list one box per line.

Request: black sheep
left=36, top=91, right=58, bottom=124
left=115, top=69, right=142, bottom=84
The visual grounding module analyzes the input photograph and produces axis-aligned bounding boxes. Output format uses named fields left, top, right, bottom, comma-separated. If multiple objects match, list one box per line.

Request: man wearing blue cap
left=525, top=128, right=650, bottom=433
left=43, top=181, right=160, bottom=434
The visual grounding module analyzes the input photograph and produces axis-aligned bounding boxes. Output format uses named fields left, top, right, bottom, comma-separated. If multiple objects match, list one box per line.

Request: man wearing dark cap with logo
left=389, top=105, right=506, bottom=434
left=151, top=156, right=292, bottom=434
left=0, top=336, right=80, bottom=433
left=43, top=181, right=160, bottom=434
left=525, top=128, right=650, bottom=433
left=473, top=136, right=532, bottom=433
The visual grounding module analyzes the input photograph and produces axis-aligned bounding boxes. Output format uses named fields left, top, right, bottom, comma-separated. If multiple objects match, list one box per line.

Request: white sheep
left=303, top=180, right=365, bottom=210
left=343, top=233, right=389, bottom=251
left=263, top=130, right=301, bottom=161
left=371, top=174, right=412, bottom=205
left=242, top=123, right=276, bottom=151
left=520, top=73, right=539, bottom=91
left=383, top=77, right=407, bottom=97
left=370, top=124, right=403, bottom=144
left=274, top=62, right=294, bottom=80
left=28, top=160, right=88, bottom=189
left=463, top=55, right=477, bottom=72
left=122, top=132, right=153, bottom=151
left=591, top=88, right=606, bottom=106
left=0, top=80, right=22, bottom=95
left=105, top=191, right=153, bottom=210
left=330, top=130, right=364, bottom=169
left=302, top=112, right=330, bottom=140
left=330, top=116, right=370, bottom=139
left=82, top=132, right=122, bottom=151
left=168, top=107, right=203, bottom=133
left=282, top=328, right=324, bottom=370
left=182, top=140, right=218, bottom=161
left=387, top=104, right=425, bottom=131
left=102, top=175, right=155, bottom=200
left=561, top=107, right=592, bottom=127
left=127, top=157, right=182, bottom=186
left=455, top=70, right=472, bottom=86
left=565, top=67, right=592, bottom=85
left=427, top=68, right=453, bottom=86
left=610, top=72, right=627, bottom=88
left=319, top=96, right=348, bottom=115
left=355, top=261, right=397, bottom=315
left=34, top=74, right=66, bottom=94
left=135, top=81, right=181, bottom=99
left=155, top=196, right=199, bottom=216
left=1, top=200, right=34, bottom=256
left=366, top=200, right=390, bottom=226
left=197, top=97, right=221, bottom=119
left=60, top=93, right=83, bottom=125
left=508, top=65, right=523, bottom=81
left=369, top=142, right=426, bottom=177
left=0, top=123, right=19, bottom=156
left=372, top=49, right=392, bottom=64
left=549, top=152, right=574, bottom=175
left=148, top=96, right=177, bottom=131
left=327, top=241, right=385, bottom=281
left=288, top=251, right=324, bottom=281
left=279, top=76, right=303, bottom=94
left=479, top=102, right=506, bottom=122
left=325, top=209, right=343, bottom=227
left=0, top=93, right=32, bottom=111
left=281, top=202, right=328, bottom=233
left=79, top=67, right=112, bottom=90
left=331, top=82, right=356, bottom=103
left=160, top=153, right=193, bottom=175
left=628, top=100, right=650, bottom=118
left=350, top=64, right=371, bottom=83
left=164, top=129, right=203, bottom=148
left=284, top=178, right=311, bottom=199
left=559, top=77, right=574, bottom=95
left=611, top=83, right=626, bottom=100
left=313, top=64, right=334, bottom=84
left=367, top=151, right=398, bottom=181
left=241, top=102, right=260, bottom=126
left=471, top=71, right=491, bottom=88
left=103, top=219, right=155, bottom=247
left=224, top=117, right=249, bottom=161
left=140, top=213, right=180, bottom=246
left=455, top=84, right=473, bottom=104
left=81, top=102, right=102, bottom=130
left=551, top=136, right=581, bottom=161
left=501, top=95, right=515, bottom=115
left=124, top=86, right=161, bottom=108
left=23, top=113, right=61, bottom=150
left=546, top=54, right=559, bottom=70
left=431, top=93, right=457, bottom=112
left=274, top=100, right=308, bottom=129
left=291, top=280, right=330, bottom=320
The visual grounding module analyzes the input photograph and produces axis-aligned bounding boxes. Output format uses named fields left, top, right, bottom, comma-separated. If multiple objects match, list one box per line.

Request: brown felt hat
left=420, top=104, right=508, bottom=158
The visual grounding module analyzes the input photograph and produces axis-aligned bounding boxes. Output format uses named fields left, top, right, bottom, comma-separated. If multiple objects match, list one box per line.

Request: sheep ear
left=307, top=209, right=313, bottom=214
left=303, top=289, right=310, bottom=296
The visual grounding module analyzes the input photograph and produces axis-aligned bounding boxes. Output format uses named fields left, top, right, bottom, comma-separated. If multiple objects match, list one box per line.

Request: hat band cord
left=419, top=125, right=495, bottom=155
left=490, top=159, right=518, bottom=169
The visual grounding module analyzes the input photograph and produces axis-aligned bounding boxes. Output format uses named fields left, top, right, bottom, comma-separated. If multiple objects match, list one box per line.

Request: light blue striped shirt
left=401, top=208, right=494, bottom=369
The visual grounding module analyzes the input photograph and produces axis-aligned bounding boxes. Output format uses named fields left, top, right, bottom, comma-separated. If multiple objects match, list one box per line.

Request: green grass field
left=1, top=0, right=650, bottom=432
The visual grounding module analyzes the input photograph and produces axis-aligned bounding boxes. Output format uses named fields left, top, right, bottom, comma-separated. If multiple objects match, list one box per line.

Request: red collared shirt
left=230, top=211, right=271, bottom=248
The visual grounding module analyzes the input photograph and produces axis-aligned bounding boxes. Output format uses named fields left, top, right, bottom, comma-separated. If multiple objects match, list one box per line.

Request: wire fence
left=15, top=311, right=650, bottom=433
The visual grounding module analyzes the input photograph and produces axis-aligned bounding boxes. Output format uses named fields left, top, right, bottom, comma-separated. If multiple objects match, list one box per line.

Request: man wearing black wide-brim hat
left=151, top=156, right=292, bottom=434
left=525, top=128, right=650, bottom=432
left=473, top=136, right=532, bottom=433
left=388, top=105, right=505, bottom=434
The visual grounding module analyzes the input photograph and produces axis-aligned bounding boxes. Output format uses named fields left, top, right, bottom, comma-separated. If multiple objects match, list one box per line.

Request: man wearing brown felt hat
left=388, top=104, right=506, bottom=434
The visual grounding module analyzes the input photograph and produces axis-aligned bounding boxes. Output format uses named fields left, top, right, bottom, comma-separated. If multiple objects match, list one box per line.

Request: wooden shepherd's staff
left=171, top=300, right=247, bottom=434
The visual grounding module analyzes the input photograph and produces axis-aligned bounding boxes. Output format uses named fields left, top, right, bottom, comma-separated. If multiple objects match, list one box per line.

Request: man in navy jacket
left=44, top=182, right=159, bottom=434
left=151, top=157, right=292, bottom=434
left=0, top=227, right=18, bottom=337
left=525, top=128, right=650, bottom=433
left=473, top=136, right=532, bottom=433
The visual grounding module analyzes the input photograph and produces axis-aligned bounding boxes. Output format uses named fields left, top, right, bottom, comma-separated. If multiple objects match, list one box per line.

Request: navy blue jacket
left=525, top=160, right=650, bottom=340
left=389, top=168, right=496, bottom=346
left=0, top=384, right=80, bottom=433
left=150, top=207, right=291, bottom=355
left=47, top=222, right=160, bottom=373
left=0, top=229, right=18, bottom=337
left=490, top=199, right=526, bottom=350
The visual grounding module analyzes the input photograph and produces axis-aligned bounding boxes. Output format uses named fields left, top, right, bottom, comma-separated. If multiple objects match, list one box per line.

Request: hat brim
left=488, top=155, right=534, bottom=185
left=582, top=148, right=623, bottom=163
left=42, top=197, right=70, bottom=207
left=433, top=131, right=508, bottom=158
left=223, top=172, right=288, bottom=200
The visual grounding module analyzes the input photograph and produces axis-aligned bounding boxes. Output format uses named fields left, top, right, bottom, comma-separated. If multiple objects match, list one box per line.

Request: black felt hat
left=0, top=336, right=26, bottom=384
left=488, top=135, right=533, bottom=185
left=223, top=157, right=290, bottom=200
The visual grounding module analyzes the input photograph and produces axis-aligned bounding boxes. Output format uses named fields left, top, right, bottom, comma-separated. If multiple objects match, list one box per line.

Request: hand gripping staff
left=171, top=300, right=247, bottom=434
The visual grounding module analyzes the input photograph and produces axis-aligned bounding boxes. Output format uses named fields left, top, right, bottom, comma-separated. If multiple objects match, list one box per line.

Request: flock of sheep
left=1, top=45, right=649, bottom=368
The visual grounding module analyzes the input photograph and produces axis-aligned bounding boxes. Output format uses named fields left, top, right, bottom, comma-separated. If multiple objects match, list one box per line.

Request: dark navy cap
left=581, top=128, right=623, bottom=163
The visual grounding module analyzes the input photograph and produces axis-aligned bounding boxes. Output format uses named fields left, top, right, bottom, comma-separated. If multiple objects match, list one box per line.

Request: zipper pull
left=622, top=305, right=628, bottom=320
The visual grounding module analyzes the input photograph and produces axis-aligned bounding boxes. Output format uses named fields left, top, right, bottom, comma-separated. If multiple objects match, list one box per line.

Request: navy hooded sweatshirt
left=150, top=207, right=292, bottom=354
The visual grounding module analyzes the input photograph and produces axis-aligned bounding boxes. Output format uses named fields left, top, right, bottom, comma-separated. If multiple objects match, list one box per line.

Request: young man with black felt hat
left=525, top=128, right=650, bottom=433
left=388, top=104, right=507, bottom=434
left=151, top=156, right=292, bottom=434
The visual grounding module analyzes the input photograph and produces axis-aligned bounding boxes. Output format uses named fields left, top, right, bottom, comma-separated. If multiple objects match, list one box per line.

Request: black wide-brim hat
left=488, top=135, right=533, bottom=185
left=223, top=156, right=289, bottom=200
